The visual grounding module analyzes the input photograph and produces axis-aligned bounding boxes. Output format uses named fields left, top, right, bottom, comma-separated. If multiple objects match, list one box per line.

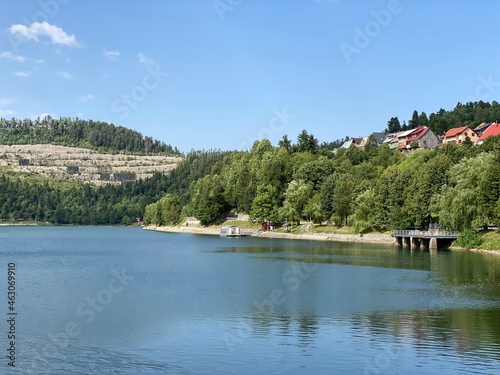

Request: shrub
left=453, top=229, right=482, bottom=249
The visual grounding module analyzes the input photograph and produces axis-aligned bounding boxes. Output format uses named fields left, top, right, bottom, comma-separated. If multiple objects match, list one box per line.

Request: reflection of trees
left=297, top=314, right=318, bottom=346
left=247, top=307, right=500, bottom=360
left=430, top=251, right=500, bottom=298
left=351, top=309, right=500, bottom=359
left=241, top=241, right=500, bottom=358
left=249, top=311, right=318, bottom=346
left=234, top=243, right=500, bottom=298
left=277, top=314, right=291, bottom=336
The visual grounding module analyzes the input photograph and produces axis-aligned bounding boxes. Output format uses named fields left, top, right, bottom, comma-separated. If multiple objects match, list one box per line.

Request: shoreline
left=253, top=230, right=396, bottom=244
left=0, top=223, right=39, bottom=226
left=143, top=225, right=396, bottom=244
left=144, top=225, right=221, bottom=235
left=449, top=246, right=500, bottom=256
left=144, top=225, right=500, bottom=255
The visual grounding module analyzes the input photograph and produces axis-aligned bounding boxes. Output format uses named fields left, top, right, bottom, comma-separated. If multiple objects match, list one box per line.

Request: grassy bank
left=477, top=230, right=500, bottom=251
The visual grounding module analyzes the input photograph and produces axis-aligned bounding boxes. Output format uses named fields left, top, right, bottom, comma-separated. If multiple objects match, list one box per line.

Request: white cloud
left=33, top=113, right=57, bottom=120
left=138, top=52, right=155, bottom=65
left=79, top=94, right=96, bottom=102
left=34, top=59, right=44, bottom=64
left=0, top=51, right=26, bottom=63
left=58, top=71, right=73, bottom=79
left=0, top=98, right=12, bottom=106
left=14, top=71, right=32, bottom=78
left=0, top=109, right=16, bottom=117
left=104, top=50, right=120, bottom=59
left=9, top=21, right=80, bottom=47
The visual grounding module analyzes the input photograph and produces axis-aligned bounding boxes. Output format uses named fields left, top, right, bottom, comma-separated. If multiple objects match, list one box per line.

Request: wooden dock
left=391, top=229, right=458, bottom=250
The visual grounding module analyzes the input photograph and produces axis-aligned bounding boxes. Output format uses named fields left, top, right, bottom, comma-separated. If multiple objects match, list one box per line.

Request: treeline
left=144, top=130, right=500, bottom=232
left=0, top=172, right=176, bottom=225
left=0, top=116, right=181, bottom=155
left=386, top=101, right=500, bottom=135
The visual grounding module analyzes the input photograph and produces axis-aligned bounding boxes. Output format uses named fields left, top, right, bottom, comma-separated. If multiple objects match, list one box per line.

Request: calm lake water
left=1, top=226, right=500, bottom=374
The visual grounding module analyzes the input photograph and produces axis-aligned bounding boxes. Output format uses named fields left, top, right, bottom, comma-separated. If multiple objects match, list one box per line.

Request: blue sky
left=1, top=1, right=500, bottom=152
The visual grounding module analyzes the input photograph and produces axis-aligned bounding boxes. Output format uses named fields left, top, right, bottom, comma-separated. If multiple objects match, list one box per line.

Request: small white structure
left=220, top=225, right=245, bottom=237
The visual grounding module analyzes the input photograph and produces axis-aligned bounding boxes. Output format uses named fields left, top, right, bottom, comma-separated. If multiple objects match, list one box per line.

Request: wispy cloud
left=14, top=71, right=32, bottom=78
left=32, top=112, right=57, bottom=120
left=0, top=51, right=26, bottom=63
left=58, top=71, right=73, bottom=80
left=103, top=50, right=120, bottom=59
left=137, top=52, right=155, bottom=65
left=34, top=59, right=44, bottom=64
left=9, top=21, right=80, bottom=47
left=0, top=109, right=16, bottom=117
left=79, top=94, right=96, bottom=102
left=0, top=98, right=12, bottom=106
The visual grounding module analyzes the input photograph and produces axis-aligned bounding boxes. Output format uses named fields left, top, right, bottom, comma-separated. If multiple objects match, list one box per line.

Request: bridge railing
left=392, top=230, right=423, bottom=237
left=392, top=229, right=459, bottom=238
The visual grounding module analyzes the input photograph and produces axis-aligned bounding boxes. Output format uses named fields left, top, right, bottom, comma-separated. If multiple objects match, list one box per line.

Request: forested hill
left=387, top=101, right=500, bottom=134
left=0, top=150, right=228, bottom=224
left=0, top=116, right=181, bottom=156
left=144, top=131, right=500, bottom=238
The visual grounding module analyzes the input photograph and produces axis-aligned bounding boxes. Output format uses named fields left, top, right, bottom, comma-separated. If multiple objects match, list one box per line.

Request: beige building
left=442, top=126, right=478, bottom=144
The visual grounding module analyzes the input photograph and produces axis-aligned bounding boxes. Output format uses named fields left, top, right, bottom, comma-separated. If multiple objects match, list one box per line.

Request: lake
left=1, top=226, right=500, bottom=374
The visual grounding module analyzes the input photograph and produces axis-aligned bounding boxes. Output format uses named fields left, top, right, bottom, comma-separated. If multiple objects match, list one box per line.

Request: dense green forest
left=144, top=130, right=500, bottom=232
left=0, top=172, right=163, bottom=224
left=0, top=116, right=181, bottom=155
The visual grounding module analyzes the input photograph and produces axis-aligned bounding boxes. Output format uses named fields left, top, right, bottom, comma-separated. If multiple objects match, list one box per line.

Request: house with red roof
left=397, top=126, right=440, bottom=150
left=477, top=123, right=500, bottom=145
left=442, top=126, right=478, bottom=145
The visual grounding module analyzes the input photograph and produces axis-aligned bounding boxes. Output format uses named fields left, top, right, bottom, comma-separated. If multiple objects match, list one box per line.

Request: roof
left=444, top=126, right=470, bottom=138
left=341, top=139, right=354, bottom=148
left=341, top=137, right=363, bottom=148
left=358, top=137, right=369, bottom=147
left=352, top=137, right=363, bottom=145
left=383, top=131, right=404, bottom=143
left=406, top=126, right=430, bottom=142
left=396, top=129, right=416, bottom=138
left=479, top=124, right=500, bottom=141
left=475, top=122, right=491, bottom=132
left=371, top=132, right=387, bottom=144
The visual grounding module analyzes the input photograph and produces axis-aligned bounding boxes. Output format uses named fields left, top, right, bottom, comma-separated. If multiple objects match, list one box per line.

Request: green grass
left=309, top=224, right=390, bottom=235
left=310, top=225, right=353, bottom=234
left=274, top=224, right=302, bottom=234
left=477, top=230, right=500, bottom=250
left=221, top=220, right=261, bottom=230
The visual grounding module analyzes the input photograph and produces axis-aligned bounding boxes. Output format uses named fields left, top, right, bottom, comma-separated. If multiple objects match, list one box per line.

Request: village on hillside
left=341, top=122, right=500, bottom=151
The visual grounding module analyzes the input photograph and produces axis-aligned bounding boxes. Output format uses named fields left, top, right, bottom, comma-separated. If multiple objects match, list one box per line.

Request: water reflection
left=241, top=307, right=500, bottom=363
left=2, top=228, right=500, bottom=374
left=232, top=240, right=500, bottom=365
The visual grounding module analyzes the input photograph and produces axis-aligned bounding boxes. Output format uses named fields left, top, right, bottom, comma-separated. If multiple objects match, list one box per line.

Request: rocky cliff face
left=0, top=144, right=181, bottom=184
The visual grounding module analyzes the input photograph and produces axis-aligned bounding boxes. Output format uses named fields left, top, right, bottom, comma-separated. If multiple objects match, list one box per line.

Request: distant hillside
left=0, top=150, right=228, bottom=225
left=0, top=116, right=181, bottom=156
left=0, top=144, right=181, bottom=185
